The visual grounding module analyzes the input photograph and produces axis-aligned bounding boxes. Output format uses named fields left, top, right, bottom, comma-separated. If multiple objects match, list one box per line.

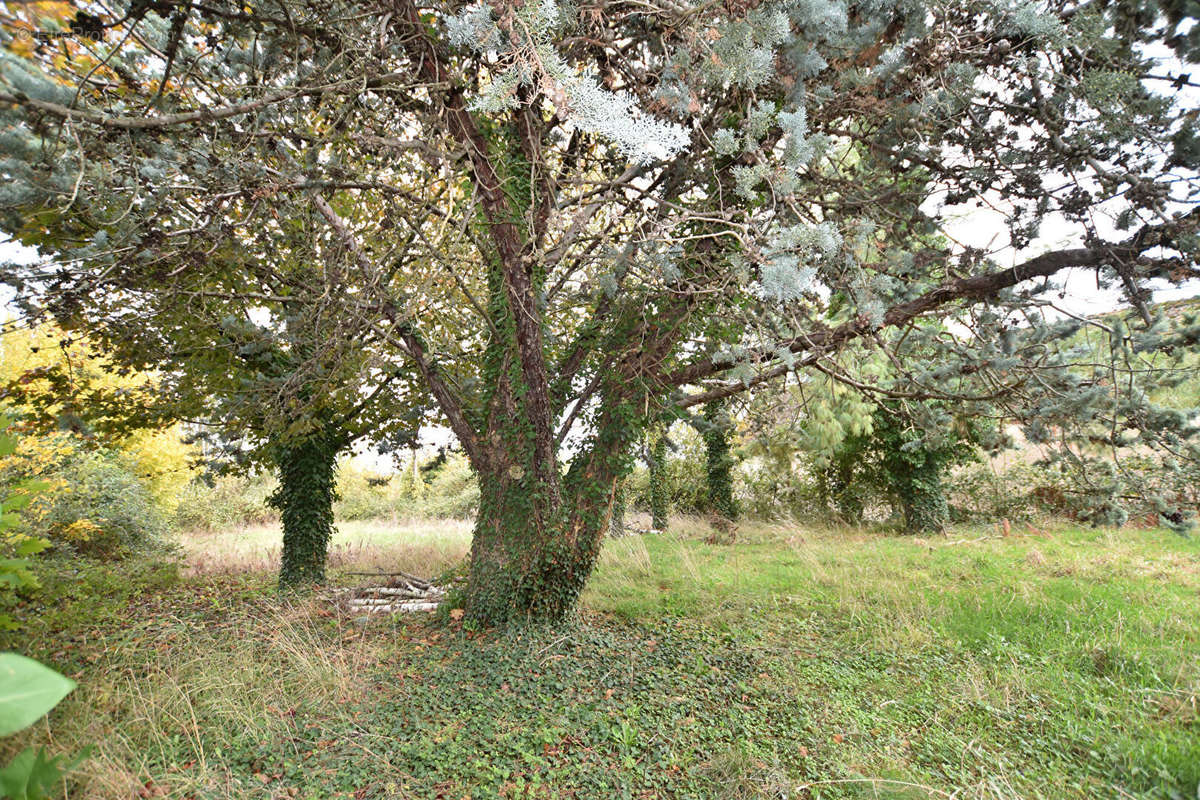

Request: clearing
left=10, top=519, right=1199, bottom=799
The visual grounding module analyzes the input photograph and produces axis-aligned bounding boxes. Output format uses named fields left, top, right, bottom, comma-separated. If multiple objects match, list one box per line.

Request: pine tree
left=1, top=0, right=1197, bottom=621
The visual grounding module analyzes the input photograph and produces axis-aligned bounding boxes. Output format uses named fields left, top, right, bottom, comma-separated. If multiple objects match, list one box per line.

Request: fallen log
left=349, top=601, right=439, bottom=613
left=342, top=570, right=433, bottom=589
left=355, top=587, right=439, bottom=598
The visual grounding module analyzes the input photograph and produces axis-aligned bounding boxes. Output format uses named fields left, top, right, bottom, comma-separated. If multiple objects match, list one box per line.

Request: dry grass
left=58, top=596, right=388, bottom=799
left=178, top=518, right=472, bottom=580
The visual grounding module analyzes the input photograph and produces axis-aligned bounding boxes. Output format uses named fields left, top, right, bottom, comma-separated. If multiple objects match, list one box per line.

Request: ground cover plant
left=4, top=519, right=1196, bottom=799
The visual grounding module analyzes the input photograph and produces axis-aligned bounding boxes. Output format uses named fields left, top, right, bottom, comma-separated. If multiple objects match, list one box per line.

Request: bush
left=333, top=465, right=405, bottom=520
left=945, top=461, right=1072, bottom=522
left=415, top=455, right=478, bottom=519
left=34, top=450, right=168, bottom=558
left=0, top=432, right=169, bottom=558
left=173, top=453, right=481, bottom=529
left=333, top=455, right=479, bottom=520
left=627, top=425, right=724, bottom=516
left=738, top=456, right=829, bottom=522
left=173, top=473, right=278, bottom=532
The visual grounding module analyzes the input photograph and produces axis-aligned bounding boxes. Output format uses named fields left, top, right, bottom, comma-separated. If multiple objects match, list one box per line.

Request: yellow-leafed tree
left=0, top=324, right=196, bottom=541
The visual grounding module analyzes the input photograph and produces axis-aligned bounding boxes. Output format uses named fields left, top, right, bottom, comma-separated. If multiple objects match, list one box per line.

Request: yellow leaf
left=7, top=38, right=35, bottom=59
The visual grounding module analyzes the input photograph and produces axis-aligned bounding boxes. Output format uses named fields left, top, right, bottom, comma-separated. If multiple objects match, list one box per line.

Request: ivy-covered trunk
left=466, top=456, right=623, bottom=625
left=826, top=452, right=865, bottom=524
left=610, top=479, right=627, bottom=537
left=894, top=462, right=948, bottom=533
left=648, top=427, right=669, bottom=530
left=701, top=401, right=738, bottom=521
left=270, top=433, right=339, bottom=588
left=464, top=376, right=637, bottom=624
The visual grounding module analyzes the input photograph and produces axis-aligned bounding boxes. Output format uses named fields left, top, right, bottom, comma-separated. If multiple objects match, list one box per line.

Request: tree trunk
left=827, top=454, right=865, bottom=524
left=702, top=401, right=738, bottom=521
left=271, top=434, right=340, bottom=588
left=465, top=390, right=638, bottom=625
left=466, top=461, right=618, bottom=625
left=896, top=461, right=948, bottom=533
left=648, top=426, right=669, bottom=531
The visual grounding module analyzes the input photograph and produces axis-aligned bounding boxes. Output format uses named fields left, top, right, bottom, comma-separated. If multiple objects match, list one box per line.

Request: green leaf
left=16, top=481, right=50, bottom=496
left=0, top=654, right=75, bottom=736
left=13, top=540, right=49, bottom=558
left=0, top=745, right=90, bottom=800
left=1, top=496, right=30, bottom=514
left=0, top=747, right=34, bottom=799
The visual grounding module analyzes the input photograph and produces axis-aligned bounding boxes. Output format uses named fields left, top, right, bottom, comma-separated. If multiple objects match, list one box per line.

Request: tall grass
left=178, top=517, right=472, bottom=578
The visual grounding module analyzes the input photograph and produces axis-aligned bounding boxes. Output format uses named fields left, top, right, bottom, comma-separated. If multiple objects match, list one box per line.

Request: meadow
left=8, top=518, right=1198, bottom=799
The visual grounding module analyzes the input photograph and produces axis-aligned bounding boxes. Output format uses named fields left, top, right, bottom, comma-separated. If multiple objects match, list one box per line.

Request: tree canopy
left=1, top=0, right=1198, bottom=620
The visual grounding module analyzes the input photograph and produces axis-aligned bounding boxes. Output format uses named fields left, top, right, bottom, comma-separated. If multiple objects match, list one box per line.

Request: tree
left=0, top=321, right=196, bottom=508
left=647, top=425, right=670, bottom=532
left=3, top=191, right=432, bottom=586
left=819, top=400, right=984, bottom=532
left=2, top=0, right=1198, bottom=622
left=699, top=401, right=739, bottom=523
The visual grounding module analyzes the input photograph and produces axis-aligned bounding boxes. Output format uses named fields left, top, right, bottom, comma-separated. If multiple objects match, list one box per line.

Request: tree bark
left=466, top=389, right=638, bottom=625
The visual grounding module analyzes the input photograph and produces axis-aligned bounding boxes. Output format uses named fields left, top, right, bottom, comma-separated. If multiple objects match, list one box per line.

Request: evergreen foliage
left=1, top=0, right=1198, bottom=620
left=867, top=403, right=980, bottom=533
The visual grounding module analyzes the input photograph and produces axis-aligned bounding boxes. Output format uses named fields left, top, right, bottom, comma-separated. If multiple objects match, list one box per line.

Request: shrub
left=333, top=464, right=405, bottom=520
left=0, top=432, right=168, bottom=558
left=415, top=454, right=478, bottom=519
left=36, top=450, right=169, bottom=557
left=335, top=455, right=479, bottom=520
left=173, top=473, right=278, bottom=531
left=173, top=452, right=482, bottom=529
left=120, top=426, right=198, bottom=512
left=627, top=425, right=721, bottom=516
left=946, top=461, right=1073, bottom=522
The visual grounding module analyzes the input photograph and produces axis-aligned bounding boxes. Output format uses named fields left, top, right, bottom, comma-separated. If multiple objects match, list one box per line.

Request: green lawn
left=8, top=519, right=1198, bottom=798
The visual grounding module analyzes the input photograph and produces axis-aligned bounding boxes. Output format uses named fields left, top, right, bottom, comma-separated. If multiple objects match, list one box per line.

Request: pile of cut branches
left=333, top=571, right=444, bottom=614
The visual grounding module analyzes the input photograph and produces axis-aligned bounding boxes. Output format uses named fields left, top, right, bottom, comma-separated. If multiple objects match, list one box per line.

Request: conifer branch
left=0, top=72, right=418, bottom=130
left=670, top=217, right=1198, bottom=396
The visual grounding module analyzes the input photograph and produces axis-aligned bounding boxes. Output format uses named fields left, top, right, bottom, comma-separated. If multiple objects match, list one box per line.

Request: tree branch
left=311, top=190, right=483, bottom=464
left=393, top=0, right=560, bottom=489
left=666, top=229, right=1188, bottom=391
left=0, top=72, right=417, bottom=130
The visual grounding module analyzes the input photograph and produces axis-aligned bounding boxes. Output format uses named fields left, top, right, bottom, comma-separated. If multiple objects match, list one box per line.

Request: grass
left=6, top=517, right=1198, bottom=799
left=179, top=518, right=472, bottom=577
